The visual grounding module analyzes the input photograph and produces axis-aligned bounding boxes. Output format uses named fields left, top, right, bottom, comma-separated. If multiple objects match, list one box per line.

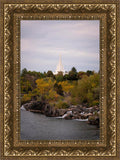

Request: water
left=20, top=109, right=100, bottom=140
left=62, top=110, right=72, bottom=118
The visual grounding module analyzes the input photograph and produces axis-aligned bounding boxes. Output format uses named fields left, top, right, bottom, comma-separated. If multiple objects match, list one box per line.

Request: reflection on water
left=20, top=110, right=100, bottom=140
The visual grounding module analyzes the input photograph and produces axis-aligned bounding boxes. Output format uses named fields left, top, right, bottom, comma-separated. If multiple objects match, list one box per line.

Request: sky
left=21, top=20, right=100, bottom=73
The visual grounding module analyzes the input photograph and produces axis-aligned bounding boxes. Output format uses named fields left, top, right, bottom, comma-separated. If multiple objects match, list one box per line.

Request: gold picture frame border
left=13, top=13, right=106, bottom=148
left=0, top=0, right=120, bottom=159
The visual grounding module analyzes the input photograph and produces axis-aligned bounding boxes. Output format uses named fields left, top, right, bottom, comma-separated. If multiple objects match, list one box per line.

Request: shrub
left=91, top=100, right=99, bottom=106
left=21, top=93, right=32, bottom=104
left=71, top=97, right=78, bottom=105
left=55, top=101, right=69, bottom=109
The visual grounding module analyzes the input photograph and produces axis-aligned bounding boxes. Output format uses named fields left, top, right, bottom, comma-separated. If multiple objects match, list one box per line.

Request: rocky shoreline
left=22, top=101, right=100, bottom=127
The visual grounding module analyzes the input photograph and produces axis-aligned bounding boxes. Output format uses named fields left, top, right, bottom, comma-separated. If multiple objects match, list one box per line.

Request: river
left=20, top=109, right=100, bottom=140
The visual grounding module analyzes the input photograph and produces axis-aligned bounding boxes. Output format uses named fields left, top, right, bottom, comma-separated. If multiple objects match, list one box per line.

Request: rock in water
left=62, top=111, right=73, bottom=120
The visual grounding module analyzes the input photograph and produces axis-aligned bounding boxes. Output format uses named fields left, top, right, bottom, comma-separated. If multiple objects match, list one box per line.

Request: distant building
left=54, top=55, right=67, bottom=75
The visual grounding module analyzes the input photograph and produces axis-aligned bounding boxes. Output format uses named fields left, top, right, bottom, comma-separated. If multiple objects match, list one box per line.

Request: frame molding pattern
left=3, top=3, right=117, bottom=158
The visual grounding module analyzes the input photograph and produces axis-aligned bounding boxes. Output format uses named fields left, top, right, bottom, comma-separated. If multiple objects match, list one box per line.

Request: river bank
left=21, top=100, right=100, bottom=127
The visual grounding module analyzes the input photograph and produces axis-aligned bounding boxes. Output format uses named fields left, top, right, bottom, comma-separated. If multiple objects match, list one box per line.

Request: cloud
left=21, top=20, right=99, bottom=72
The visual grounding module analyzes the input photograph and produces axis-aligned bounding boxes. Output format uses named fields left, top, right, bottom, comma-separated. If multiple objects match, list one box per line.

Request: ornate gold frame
left=0, top=0, right=120, bottom=159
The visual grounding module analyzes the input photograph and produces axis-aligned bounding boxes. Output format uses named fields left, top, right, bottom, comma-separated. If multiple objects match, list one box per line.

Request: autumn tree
left=78, top=71, right=86, bottom=79
left=46, top=89, right=59, bottom=101
left=36, top=78, right=55, bottom=95
left=58, top=81, right=74, bottom=95
left=71, top=73, right=99, bottom=106
left=35, top=78, right=61, bottom=101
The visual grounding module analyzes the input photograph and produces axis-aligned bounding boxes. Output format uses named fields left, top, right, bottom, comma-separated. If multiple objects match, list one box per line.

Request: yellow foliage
left=46, top=89, right=59, bottom=101
left=58, top=81, right=74, bottom=93
left=22, top=94, right=31, bottom=102
left=36, top=78, right=56, bottom=95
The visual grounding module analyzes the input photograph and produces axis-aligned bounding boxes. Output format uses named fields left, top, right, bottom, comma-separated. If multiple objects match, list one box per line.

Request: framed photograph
left=0, top=0, right=120, bottom=159
left=20, top=20, right=100, bottom=141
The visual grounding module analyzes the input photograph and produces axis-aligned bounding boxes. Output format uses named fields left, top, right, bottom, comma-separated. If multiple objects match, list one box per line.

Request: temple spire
left=54, top=55, right=65, bottom=75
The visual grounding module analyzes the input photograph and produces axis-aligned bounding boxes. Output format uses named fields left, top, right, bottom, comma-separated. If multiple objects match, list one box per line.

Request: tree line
left=21, top=67, right=99, bottom=108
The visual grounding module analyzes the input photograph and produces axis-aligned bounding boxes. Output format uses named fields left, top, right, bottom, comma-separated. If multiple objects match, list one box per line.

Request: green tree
left=46, top=70, right=54, bottom=78
left=43, top=72, right=47, bottom=77
left=54, top=83, right=63, bottom=96
left=55, top=74, right=64, bottom=82
left=21, top=80, right=32, bottom=94
left=67, top=67, right=78, bottom=80
left=71, top=67, right=77, bottom=73
left=21, top=68, right=27, bottom=76
left=63, top=74, right=69, bottom=80
left=71, top=73, right=99, bottom=106
left=86, top=70, right=94, bottom=76
left=68, top=71, right=78, bottom=80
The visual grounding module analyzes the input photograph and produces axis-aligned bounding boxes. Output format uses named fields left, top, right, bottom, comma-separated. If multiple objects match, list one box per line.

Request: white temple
left=54, top=55, right=65, bottom=75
